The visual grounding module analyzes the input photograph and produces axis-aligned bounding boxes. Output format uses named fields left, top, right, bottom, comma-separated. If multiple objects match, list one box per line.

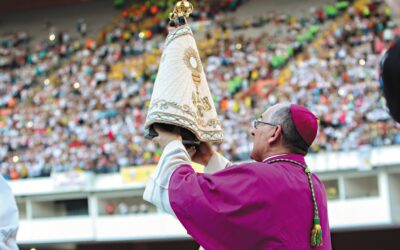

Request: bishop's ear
left=268, top=125, right=283, bottom=144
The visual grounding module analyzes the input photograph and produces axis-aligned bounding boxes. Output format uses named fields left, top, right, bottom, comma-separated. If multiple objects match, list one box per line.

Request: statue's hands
left=187, top=142, right=214, bottom=166
left=152, top=125, right=182, bottom=150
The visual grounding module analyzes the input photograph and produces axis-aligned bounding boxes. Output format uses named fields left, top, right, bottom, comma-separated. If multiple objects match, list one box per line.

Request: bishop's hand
left=152, top=125, right=182, bottom=150
left=187, top=142, right=214, bottom=166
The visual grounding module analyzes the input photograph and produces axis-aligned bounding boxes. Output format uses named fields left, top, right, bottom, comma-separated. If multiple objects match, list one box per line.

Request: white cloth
left=143, top=140, right=231, bottom=216
left=145, top=25, right=224, bottom=143
left=262, top=154, right=286, bottom=163
left=204, top=149, right=231, bottom=174
left=143, top=140, right=231, bottom=250
left=0, top=176, right=19, bottom=250
left=143, top=140, right=191, bottom=216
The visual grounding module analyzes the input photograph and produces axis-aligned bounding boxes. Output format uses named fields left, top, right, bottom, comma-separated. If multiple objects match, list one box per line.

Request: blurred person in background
left=144, top=103, right=331, bottom=250
left=379, top=0, right=400, bottom=124
left=381, top=39, right=400, bottom=122
left=386, top=0, right=400, bottom=17
left=0, top=175, right=19, bottom=250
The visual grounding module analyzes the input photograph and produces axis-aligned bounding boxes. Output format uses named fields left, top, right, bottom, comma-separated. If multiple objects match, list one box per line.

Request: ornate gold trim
left=148, top=99, right=221, bottom=128
left=145, top=111, right=224, bottom=143
left=164, top=25, right=193, bottom=48
left=183, top=47, right=202, bottom=74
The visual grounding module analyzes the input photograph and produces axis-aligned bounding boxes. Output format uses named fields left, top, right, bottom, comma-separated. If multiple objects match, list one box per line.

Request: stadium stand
left=0, top=0, right=399, bottom=181
left=3, top=1, right=400, bottom=249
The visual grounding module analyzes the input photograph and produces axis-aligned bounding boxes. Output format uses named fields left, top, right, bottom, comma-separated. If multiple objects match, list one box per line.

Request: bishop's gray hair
left=269, top=104, right=310, bottom=155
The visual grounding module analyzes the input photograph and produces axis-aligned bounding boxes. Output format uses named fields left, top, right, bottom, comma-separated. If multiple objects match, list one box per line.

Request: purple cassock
left=168, top=153, right=331, bottom=250
left=143, top=139, right=331, bottom=250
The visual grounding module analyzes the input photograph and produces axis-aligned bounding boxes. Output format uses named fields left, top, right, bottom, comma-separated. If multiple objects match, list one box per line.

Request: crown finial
left=169, top=0, right=194, bottom=26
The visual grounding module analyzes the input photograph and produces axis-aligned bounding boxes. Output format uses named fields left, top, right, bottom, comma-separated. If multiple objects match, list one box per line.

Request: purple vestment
left=168, top=154, right=332, bottom=250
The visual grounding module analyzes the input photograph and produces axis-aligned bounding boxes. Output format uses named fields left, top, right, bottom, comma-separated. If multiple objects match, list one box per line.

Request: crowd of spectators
left=104, top=201, right=152, bottom=215
left=217, top=1, right=400, bottom=159
left=1, top=0, right=399, bottom=180
left=276, top=1, right=400, bottom=152
left=0, top=0, right=245, bottom=179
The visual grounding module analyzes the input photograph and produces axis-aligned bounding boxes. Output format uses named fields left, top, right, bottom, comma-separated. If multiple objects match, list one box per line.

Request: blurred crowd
left=287, top=3, right=400, bottom=152
left=1, top=0, right=399, bottom=180
left=104, top=201, right=153, bottom=215
left=0, top=0, right=244, bottom=179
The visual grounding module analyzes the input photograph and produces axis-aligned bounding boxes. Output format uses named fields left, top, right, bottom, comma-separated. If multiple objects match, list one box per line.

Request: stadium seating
left=1, top=0, right=399, bottom=180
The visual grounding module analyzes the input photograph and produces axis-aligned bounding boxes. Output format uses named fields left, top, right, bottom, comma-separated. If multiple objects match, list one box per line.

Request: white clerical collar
left=262, top=154, right=287, bottom=163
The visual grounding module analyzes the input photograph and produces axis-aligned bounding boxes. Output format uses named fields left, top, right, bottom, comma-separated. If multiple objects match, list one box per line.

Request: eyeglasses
left=252, top=120, right=277, bottom=129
